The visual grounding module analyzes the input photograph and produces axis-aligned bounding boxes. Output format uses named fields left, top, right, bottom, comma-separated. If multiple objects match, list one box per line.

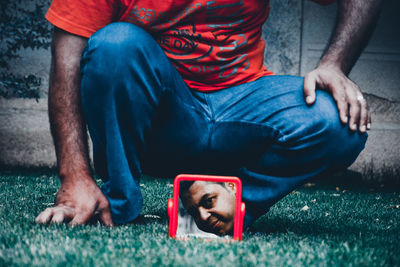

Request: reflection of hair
left=179, top=181, right=195, bottom=198
left=179, top=181, right=227, bottom=199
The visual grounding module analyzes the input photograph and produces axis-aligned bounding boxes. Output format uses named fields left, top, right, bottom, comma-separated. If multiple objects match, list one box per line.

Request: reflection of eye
left=203, top=196, right=215, bottom=209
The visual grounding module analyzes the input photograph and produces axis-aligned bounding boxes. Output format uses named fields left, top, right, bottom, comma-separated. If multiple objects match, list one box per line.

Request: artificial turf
left=0, top=170, right=399, bottom=266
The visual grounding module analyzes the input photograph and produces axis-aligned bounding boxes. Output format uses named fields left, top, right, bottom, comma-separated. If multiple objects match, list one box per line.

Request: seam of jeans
left=80, top=36, right=109, bottom=157
left=164, top=86, right=214, bottom=157
left=191, top=91, right=214, bottom=119
left=80, top=35, right=94, bottom=74
left=201, top=94, right=216, bottom=153
left=163, top=86, right=209, bottom=118
left=203, top=93, right=216, bottom=122
left=214, top=119, right=286, bottom=141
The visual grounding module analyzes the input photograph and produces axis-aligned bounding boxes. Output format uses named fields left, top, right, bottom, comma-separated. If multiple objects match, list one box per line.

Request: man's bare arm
left=35, top=27, right=113, bottom=226
left=304, top=0, right=383, bottom=132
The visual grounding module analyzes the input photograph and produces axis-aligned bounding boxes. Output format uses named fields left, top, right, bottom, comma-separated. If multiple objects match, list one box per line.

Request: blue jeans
left=80, top=23, right=367, bottom=226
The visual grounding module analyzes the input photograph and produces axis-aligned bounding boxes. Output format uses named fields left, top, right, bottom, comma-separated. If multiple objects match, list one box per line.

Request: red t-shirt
left=46, top=0, right=335, bottom=91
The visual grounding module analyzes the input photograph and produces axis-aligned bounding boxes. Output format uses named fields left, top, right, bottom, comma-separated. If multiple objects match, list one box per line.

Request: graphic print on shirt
left=125, top=0, right=268, bottom=85
left=158, top=1, right=249, bottom=80
left=123, top=0, right=270, bottom=89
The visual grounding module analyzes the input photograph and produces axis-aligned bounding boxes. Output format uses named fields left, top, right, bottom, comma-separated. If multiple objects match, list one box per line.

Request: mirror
left=168, top=174, right=245, bottom=241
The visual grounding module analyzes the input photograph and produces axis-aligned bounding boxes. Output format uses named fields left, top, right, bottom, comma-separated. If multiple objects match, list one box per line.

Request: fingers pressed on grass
left=69, top=212, right=91, bottom=226
left=100, top=209, right=114, bottom=226
left=50, top=211, right=65, bottom=224
left=35, top=207, right=54, bottom=224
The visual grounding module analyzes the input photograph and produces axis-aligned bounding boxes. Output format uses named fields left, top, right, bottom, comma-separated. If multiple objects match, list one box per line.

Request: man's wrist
left=317, top=58, right=344, bottom=73
left=58, top=168, right=93, bottom=184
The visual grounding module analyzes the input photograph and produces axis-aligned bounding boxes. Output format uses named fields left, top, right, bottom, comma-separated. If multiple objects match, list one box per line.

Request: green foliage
left=0, top=73, right=41, bottom=99
left=0, top=0, right=51, bottom=99
left=0, top=172, right=399, bottom=266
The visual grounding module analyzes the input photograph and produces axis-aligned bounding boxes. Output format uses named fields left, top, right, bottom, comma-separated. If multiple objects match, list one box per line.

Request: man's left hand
left=303, top=64, right=371, bottom=133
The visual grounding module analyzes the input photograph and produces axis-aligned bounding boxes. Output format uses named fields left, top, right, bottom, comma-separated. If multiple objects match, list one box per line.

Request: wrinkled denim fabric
left=81, top=23, right=367, bottom=226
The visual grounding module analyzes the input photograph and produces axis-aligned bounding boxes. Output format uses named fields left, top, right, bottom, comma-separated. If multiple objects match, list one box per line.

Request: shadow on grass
left=249, top=216, right=388, bottom=237
left=311, top=170, right=400, bottom=193
left=127, top=213, right=168, bottom=226
left=0, top=166, right=58, bottom=176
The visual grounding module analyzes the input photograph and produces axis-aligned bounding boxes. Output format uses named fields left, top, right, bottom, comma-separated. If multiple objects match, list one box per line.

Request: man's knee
left=80, top=22, right=161, bottom=102
left=88, top=22, right=156, bottom=53
left=313, top=91, right=367, bottom=168
left=81, top=22, right=161, bottom=77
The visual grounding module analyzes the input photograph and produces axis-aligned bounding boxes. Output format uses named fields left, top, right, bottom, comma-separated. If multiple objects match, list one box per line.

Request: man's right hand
left=35, top=175, right=113, bottom=226
left=35, top=28, right=112, bottom=226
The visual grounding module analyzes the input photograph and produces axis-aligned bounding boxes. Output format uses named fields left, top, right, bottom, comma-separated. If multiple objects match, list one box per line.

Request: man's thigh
left=195, top=75, right=366, bottom=223
left=143, top=89, right=213, bottom=176
left=80, top=22, right=212, bottom=178
left=200, top=75, right=367, bottom=174
left=145, top=74, right=366, bottom=179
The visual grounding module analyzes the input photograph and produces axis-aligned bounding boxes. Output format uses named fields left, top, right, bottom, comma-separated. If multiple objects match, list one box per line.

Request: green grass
left=0, top=171, right=399, bottom=266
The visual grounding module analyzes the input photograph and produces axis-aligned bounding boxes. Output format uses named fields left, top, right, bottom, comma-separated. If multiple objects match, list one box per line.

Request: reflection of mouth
left=210, top=220, right=220, bottom=229
left=207, top=218, right=224, bottom=235
left=196, top=215, right=227, bottom=236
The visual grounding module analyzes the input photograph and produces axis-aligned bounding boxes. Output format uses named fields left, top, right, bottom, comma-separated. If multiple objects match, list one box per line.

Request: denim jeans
left=80, top=22, right=367, bottom=226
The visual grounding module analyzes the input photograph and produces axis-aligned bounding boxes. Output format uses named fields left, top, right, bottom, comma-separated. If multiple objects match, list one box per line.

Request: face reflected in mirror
left=179, top=181, right=237, bottom=236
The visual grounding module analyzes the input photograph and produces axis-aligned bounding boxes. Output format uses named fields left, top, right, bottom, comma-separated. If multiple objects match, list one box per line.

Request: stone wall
left=1, top=0, right=399, bottom=180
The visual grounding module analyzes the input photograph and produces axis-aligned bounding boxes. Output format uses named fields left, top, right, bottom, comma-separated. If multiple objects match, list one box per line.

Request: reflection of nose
left=198, top=207, right=210, bottom=221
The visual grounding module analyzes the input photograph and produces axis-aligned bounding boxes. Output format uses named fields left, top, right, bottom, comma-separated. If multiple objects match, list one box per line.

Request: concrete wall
left=1, top=0, right=399, bottom=180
